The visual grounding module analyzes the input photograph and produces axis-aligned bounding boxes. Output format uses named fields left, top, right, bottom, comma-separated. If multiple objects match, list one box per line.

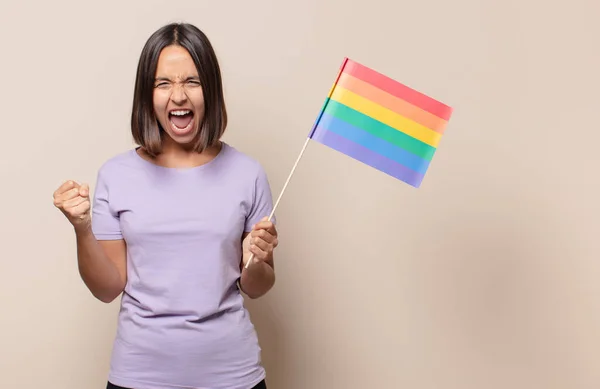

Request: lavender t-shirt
left=91, top=142, right=275, bottom=389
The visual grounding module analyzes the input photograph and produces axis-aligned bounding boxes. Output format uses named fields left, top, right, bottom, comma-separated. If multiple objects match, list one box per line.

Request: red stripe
left=342, top=58, right=452, bottom=121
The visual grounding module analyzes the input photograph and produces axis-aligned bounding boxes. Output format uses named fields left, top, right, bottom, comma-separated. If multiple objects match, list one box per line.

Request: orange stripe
left=342, top=58, right=453, bottom=121
left=336, top=72, right=448, bottom=134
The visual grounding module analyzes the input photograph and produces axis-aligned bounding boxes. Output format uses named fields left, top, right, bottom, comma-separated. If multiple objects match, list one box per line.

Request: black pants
left=107, top=379, right=267, bottom=389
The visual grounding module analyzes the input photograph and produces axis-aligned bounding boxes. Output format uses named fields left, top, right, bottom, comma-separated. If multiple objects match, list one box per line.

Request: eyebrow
left=154, top=76, right=200, bottom=82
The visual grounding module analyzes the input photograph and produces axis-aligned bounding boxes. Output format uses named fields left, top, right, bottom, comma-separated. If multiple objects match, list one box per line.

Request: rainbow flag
left=308, top=57, right=453, bottom=188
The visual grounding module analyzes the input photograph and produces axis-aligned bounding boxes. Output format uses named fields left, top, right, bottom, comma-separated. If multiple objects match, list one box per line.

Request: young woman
left=52, top=22, right=278, bottom=389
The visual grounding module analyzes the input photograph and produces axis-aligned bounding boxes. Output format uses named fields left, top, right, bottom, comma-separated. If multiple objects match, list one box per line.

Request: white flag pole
left=244, top=137, right=312, bottom=269
left=243, top=58, right=344, bottom=269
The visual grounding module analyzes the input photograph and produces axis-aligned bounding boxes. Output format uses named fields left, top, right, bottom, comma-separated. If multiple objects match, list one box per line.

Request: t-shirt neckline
left=131, top=142, right=228, bottom=172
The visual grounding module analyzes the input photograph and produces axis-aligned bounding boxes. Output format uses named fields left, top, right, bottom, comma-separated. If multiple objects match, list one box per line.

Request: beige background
left=1, top=0, right=599, bottom=388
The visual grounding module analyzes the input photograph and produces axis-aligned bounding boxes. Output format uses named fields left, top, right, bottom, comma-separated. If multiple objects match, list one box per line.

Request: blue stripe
left=318, top=112, right=431, bottom=175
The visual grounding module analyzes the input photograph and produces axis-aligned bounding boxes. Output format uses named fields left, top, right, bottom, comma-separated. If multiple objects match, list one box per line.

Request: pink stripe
left=342, top=58, right=453, bottom=121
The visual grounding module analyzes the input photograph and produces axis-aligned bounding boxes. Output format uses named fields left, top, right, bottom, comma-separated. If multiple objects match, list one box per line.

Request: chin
left=166, top=130, right=199, bottom=147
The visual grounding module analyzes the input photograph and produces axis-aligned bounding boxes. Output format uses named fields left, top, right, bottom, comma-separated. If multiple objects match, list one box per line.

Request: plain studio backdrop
left=1, top=0, right=599, bottom=388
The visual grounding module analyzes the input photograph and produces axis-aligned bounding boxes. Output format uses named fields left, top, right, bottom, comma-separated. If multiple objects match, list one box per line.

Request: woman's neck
left=140, top=139, right=223, bottom=169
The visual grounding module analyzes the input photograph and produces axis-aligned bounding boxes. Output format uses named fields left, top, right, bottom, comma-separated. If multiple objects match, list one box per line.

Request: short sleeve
left=91, top=168, right=123, bottom=240
left=245, top=164, right=276, bottom=232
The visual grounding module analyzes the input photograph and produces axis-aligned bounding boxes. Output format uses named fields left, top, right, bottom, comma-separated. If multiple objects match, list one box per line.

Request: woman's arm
left=54, top=180, right=127, bottom=303
left=75, top=225, right=127, bottom=303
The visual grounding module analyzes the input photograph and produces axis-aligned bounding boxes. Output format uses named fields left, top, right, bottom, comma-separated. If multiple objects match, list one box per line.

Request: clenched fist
left=53, top=180, right=91, bottom=231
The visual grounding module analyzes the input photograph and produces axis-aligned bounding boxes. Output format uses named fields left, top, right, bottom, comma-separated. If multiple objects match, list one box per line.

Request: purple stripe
left=311, top=125, right=424, bottom=188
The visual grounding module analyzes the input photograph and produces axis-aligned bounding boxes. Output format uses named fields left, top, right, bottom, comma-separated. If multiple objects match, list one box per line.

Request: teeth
left=170, top=110, right=191, bottom=116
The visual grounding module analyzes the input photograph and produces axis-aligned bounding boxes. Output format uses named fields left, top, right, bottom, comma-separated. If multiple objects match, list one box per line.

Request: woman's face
left=153, top=45, right=205, bottom=146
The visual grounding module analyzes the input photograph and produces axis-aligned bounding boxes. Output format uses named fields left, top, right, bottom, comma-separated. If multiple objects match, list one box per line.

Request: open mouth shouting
left=169, top=109, right=195, bottom=135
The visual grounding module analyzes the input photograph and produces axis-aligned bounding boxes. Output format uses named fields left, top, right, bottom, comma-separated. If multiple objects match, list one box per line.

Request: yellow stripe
left=330, top=85, right=442, bottom=147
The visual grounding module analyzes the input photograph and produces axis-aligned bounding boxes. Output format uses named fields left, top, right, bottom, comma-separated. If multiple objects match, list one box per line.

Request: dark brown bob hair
left=131, top=23, right=227, bottom=156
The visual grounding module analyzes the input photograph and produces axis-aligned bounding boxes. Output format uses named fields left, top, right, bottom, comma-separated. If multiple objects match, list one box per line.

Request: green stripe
left=322, top=98, right=437, bottom=161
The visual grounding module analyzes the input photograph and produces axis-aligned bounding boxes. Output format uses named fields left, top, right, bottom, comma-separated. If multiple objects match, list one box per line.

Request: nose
left=170, top=83, right=187, bottom=104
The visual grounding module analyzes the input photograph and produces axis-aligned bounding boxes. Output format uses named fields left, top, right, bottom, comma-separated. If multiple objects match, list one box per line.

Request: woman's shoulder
left=221, top=142, right=268, bottom=177
left=95, top=148, right=140, bottom=179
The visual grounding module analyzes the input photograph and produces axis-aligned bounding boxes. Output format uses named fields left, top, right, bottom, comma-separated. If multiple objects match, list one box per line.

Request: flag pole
left=244, top=136, right=311, bottom=269
left=244, top=58, right=348, bottom=269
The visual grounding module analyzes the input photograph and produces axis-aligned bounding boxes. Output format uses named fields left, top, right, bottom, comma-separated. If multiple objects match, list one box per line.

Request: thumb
left=79, top=183, right=90, bottom=198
